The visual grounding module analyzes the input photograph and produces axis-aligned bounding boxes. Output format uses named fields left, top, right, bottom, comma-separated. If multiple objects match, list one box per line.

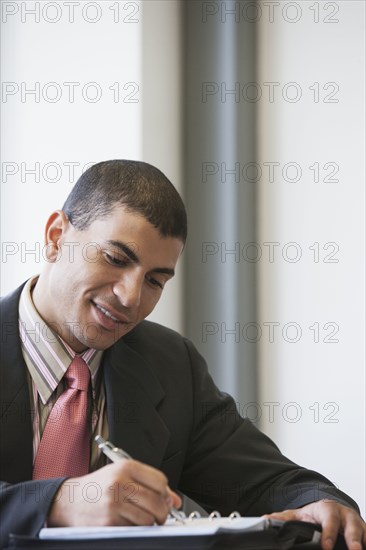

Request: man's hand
left=47, top=460, right=182, bottom=527
left=264, top=500, right=366, bottom=550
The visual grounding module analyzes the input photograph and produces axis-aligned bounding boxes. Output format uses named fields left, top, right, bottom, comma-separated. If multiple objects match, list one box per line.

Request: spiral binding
left=170, top=510, right=242, bottom=522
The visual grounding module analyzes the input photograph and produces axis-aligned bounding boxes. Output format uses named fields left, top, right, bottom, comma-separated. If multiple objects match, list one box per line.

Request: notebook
left=6, top=516, right=326, bottom=550
left=39, top=515, right=270, bottom=540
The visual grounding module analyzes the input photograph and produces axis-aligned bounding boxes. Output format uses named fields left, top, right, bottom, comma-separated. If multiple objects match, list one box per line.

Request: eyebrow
left=107, top=240, right=139, bottom=262
left=106, top=240, right=176, bottom=277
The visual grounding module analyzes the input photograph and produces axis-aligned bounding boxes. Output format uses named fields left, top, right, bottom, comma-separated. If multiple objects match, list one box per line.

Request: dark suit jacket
left=0, top=285, right=358, bottom=547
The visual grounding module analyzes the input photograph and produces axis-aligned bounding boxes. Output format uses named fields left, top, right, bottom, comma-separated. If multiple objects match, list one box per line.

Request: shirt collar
left=19, top=276, right=103, bottom=404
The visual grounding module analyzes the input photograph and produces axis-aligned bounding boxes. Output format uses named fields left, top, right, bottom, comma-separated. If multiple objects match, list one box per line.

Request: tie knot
left=65, top=356, right=90, bottom=391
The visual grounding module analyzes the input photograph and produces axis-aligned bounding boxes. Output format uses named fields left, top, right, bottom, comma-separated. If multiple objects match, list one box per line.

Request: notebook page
left=39, top=517, right=268, bottom=539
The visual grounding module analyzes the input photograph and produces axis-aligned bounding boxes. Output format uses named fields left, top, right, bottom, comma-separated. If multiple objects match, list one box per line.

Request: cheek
left=139, top=290, right=162, bottom=317
left=51, top=261, right=90, bottom=305
left=60, top=253, right=103, bottom=285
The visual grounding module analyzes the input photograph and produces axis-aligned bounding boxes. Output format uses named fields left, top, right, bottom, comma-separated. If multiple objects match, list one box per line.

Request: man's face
left=34, top=205, right=184, bottom=352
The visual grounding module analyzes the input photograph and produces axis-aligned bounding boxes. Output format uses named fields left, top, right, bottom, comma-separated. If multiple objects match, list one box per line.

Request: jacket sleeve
left=0, top=478, right=64, bottom=548
left=178, top=338, right=359, bottom=516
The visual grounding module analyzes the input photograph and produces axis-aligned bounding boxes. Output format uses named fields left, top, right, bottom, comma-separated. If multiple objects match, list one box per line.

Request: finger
left=167, top=487, right=182, bottom=510
left=123, top=479, right=181, bottom=523
left=343, top=525, right=364, bottom=550
left=132, top=485, right=172, bottom=525
left=262, top=510, right=300, bottom=521
left=319, top=507, right=342, bottom=550
left=121, top=460, right=169, bottom=496
left=111, top=479, right=171, bottom=524
left=264, top=509, right=317, bottom=524
left=115, top=500, right=159, bottom=526
left=342, top=511, right=366, bottom=550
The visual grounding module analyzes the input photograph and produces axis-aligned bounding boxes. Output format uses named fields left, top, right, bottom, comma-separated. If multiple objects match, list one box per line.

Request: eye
left=146, top=275, right=164, bottom=289
left=104, top=252, right=129, bottom=267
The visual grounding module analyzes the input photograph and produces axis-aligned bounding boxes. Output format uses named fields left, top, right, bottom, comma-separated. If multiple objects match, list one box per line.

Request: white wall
left=0, top=0, right=183, bottom=331
left=1, top=0, right=142, bottom=290
left=257, top=0, right=365, bottom=516
left=141, top=0, right=183, bottom=332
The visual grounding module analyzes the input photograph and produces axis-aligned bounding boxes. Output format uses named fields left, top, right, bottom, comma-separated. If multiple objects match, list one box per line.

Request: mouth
left=92, top=301, right=132, bottom=330
left=94, top=303, right=121, bottom=323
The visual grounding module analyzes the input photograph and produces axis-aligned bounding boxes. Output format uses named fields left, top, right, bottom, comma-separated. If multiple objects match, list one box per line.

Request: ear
left=44, top=210, right=70, bottom=262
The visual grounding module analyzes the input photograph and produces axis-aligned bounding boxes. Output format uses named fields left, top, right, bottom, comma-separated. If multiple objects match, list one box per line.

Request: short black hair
left=62, top=160, right=187, bottom=242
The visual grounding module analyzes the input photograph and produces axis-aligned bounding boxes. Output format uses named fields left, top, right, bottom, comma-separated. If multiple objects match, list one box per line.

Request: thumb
left=167, top=487, right=182, bottom=510
left=263, top=509, right=318, bottom=524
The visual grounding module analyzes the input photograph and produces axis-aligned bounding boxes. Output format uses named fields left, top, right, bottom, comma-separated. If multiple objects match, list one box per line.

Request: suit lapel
left=103, top=339, right=170, bottom=469
left=0, top=284, right=34, bottom=482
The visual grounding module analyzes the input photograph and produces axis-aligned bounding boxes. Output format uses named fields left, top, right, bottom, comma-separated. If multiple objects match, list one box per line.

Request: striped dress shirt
left=18, top=276, right=108, bottom=472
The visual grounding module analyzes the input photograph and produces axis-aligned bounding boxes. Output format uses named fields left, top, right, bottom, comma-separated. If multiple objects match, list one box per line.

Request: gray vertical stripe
left=183, top=1, right=258, bottom=408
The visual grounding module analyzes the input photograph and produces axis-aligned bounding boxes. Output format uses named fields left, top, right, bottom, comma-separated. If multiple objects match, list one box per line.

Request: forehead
left=86, top=205, right=161, bottom=238
left=80, top=205, right=184, bottom=262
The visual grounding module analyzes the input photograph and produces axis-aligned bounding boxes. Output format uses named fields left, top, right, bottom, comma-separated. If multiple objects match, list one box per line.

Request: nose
left=113, top=272, right=143, bottom=309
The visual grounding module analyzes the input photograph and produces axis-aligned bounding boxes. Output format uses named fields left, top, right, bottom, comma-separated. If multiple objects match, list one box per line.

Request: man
left=0, top=160, right=365, bottom=549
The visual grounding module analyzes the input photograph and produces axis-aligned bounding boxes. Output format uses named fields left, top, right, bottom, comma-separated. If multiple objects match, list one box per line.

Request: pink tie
left=33, top=356, right=91, bottom=479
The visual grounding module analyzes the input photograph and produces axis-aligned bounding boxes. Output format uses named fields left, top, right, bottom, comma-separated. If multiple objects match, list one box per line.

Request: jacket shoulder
left=125, top=319, right=185, bottom=342
left=0, top=284, right=26, bottom=313
left=121, top=320, right=190, bottom=361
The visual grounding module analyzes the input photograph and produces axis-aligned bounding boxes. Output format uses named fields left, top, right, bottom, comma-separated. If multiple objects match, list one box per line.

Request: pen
left=95, top=435, right=185, bottom=524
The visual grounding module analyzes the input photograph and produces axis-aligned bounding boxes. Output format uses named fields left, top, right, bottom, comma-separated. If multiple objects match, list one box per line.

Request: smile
left=95, top=303, right=121, bottom=323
